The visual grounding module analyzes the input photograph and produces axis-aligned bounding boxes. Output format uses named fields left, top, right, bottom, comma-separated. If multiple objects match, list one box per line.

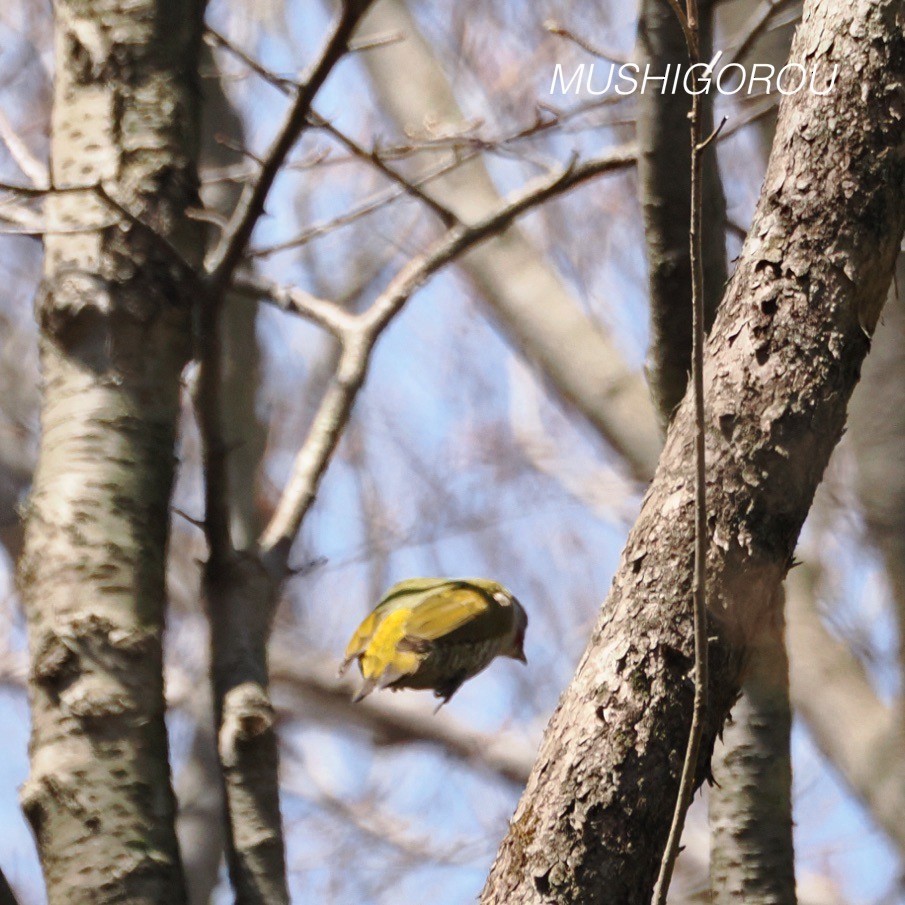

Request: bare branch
left=258, top=144, right=636, bottom=557
left=232, top=277, right=354, bottom=338
left=208, top=24, right=460, bottom=229
left=726, top=0, right=799, bottom=66
left=544, top=19, right=633, bottom=65
left=0, top=107, right=48, bottom=187
left=249, top=149, right=483, bottom=260
left=310, top=112, right=460, bottom=226
left=205, top=1, right=375, bottom=291
left=653, top=0, right=709, bottom=897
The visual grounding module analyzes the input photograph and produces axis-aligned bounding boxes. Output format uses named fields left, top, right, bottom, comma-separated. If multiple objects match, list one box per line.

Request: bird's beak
left=516, top=650, right=527, bottom=665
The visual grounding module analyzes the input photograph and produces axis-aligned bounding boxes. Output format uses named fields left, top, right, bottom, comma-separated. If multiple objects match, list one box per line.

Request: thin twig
left=310, top=113, right=460, bottom=227
left=544, top=19, right=633, bottom=66
left=208, top=24, right=460, bottom=228
left=249, top=149, right=482, bottom=260
left=0, top=108, right=48, bottom=187
left=699, top=115, right=728, bottom=152
left=257, top=144, right=636, bottom=560
left=205, top=1, right=374, bottom=292
left=232, top=276, right=354, bottom=338
left=652, top=0, right=709, bottom=901
left=347, top=29, right=406, bottom=53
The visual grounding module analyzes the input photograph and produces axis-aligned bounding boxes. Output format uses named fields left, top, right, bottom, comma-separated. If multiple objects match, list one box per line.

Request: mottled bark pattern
left=18, top=1, right=205, bottom=902
left=482, top=2, right=905, bottom=902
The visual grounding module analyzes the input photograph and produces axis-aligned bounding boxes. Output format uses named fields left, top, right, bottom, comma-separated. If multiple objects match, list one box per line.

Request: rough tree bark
left=482, top=1, right=905, bottom=901
left=637, top=0, right=796, bottom=897
left=16, top=1, right=206, bottom=902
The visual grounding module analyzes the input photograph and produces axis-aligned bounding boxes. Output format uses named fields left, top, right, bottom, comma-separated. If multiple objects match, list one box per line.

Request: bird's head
left=476, top=580, right=528, bottom=664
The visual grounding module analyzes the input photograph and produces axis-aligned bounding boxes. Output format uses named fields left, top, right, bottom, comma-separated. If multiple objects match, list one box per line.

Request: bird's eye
left=494, top=591, right=511, bottom=606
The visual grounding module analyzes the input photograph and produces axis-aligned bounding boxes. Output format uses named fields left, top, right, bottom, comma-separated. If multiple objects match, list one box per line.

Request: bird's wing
left=402, top=582, right=502, bottom=644
left=377, top=578, right=455, bottom=606
left=341, top=608, right=383, bottom=671
left=341, top=579, right=449, bottom=668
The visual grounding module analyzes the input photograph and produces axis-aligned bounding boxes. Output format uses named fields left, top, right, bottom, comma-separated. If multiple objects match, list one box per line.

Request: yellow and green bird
left=340, top=578, right=528, bottom=705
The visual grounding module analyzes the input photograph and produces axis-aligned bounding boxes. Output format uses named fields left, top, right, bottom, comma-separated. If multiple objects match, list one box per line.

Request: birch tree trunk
left=17, top=2, right=205, bottom=902
left=482, top=1, right=905, bottom=900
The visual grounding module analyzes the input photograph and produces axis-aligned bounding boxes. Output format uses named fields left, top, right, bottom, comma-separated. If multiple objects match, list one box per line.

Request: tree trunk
left=482, top=1, right=905, bottom=901
left=17, top=1, right=205, bottom=902
left=176, top=43, right=269, bottom=905
left=709, top=597, right=795, bottom=904
left=636, top=0, right=727, bottom=426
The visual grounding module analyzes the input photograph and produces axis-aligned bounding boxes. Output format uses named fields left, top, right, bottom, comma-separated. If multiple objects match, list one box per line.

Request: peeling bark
left=17, top=1, right=206, bottom=902
left=633, top=1, right=796, bottom=898
left=482, top=1, right=905, bottom=900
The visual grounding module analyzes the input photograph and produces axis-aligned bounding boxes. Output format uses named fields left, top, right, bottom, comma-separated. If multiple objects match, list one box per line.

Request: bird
left=339, top=578, right=528, bottom=707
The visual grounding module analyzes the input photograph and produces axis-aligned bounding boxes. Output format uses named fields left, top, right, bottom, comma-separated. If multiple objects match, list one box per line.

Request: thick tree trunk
left=706, top=6, right=798, bottom=901
left=482, top=1, right=905, bottom=901
left=17, top=1, right=205, bottom=902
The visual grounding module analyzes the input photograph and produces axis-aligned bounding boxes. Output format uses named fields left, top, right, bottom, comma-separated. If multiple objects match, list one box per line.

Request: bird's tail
left=352, top=677, right=378, bottom=703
